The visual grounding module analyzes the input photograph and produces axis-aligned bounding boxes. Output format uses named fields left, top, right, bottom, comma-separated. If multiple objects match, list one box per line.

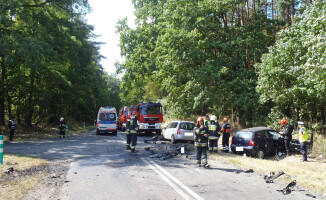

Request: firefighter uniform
left=194, top=125, right=208, bottom=167
left=129, top=116, right=139, bottom=152
left=284, top=123, right=294, bottom=155
left=221, top=120, right=231, bottom=152
left=125, top=119, right=131, bottom=150
left=8, top=117, right=16, bottom=141
left=208, top=120, right=221, bottom=153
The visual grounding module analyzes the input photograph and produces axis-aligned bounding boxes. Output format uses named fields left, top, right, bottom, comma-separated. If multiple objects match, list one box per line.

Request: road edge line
left=147, top=159, right=205, bottom=200
left=141, top=157, right=193, bottom=200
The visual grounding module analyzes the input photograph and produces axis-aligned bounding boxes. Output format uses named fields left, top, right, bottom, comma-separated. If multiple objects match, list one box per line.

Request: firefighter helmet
left=60, top=117, right=64, bottom=121
left=210, top=115, right=216, bottom=121
left=132, top=111, right=138, bottom=117
left=280, top=119, right=288, bottom=125
left=223, top=117, right=228, bottom=122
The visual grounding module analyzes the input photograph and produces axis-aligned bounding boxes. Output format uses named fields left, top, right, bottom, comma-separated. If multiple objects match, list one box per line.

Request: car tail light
left=177, top=127, right=181, bottom=135
left=249, top=140, right=255, bottom=146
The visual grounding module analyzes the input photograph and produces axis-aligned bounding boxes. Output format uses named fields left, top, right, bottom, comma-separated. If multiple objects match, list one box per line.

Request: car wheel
left=256, top=149, right=265, bottom=159
left=171, top=135, right=176, bottom=144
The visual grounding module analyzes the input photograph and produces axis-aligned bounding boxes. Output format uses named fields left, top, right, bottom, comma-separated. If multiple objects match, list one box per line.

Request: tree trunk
left=26, top=69, right=35, bottom=127
left=0, top=55, right=5, bottom=125
left=272, top=0, right=274, bottom=19
left=246, top=0, right=250, bottom=19
left=252, top=0, right=255, bottom=14
left=7, top=94, right=11, bottom=119
left=291, top=0, right=295, bottom=23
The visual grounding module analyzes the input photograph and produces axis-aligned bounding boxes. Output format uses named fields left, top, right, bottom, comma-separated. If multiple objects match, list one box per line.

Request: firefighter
left=130, top=111, right=139, bottom=153
left=298, top=121, right=308, bottom=162
left=280, top=118, right=294, bottom=156
left=221, top=117, right=231, bottom=152
left=8, top=116, right=16, bottom=141
left=194, top=117, right=209, bottom=168
left=208, top=115, right=221, bottom=153
left=58, top=117, right=66, bottom=138
left=125, top=117, right=131, bottom=150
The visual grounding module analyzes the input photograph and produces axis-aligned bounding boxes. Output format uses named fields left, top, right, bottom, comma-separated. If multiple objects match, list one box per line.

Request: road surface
left=4, top=130, right=314, bottom=200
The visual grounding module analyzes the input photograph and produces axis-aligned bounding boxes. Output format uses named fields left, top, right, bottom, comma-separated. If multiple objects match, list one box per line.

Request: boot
left=197, top=160, right=201, bottom=167
left=209, top=150, right=213, bottom=153
left=213, top=150, right=218, bottom=153
left=126, top=145, right=131, bottom=150
left=203, top=163, right=210, bottom=168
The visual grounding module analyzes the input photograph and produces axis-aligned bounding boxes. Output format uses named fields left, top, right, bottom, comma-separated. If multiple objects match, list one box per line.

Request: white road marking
left=146, top=158, right=205, bottom=200
left=141, top=158, right=193, bottom=200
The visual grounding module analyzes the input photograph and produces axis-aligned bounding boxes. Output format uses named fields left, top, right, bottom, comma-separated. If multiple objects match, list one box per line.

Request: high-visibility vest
left=299, top=127, right=309, bottom=143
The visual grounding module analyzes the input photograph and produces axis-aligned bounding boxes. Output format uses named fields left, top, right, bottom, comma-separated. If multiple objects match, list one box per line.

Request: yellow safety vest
left=299, top=127, right=309, bottom=143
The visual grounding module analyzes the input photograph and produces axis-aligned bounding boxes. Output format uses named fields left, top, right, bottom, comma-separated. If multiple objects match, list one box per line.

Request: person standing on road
left=280, top=118, right=294, bottom=156
left=8, top=116, right=16, bottom=141
left=194, top=117, right=209, bottom=168
left=208, top=115, right=221, bottom=153
left=221, top=117, right=231, bottom=153
left=130, top=111, right=139, bottom=153
left=58, top=117, right=66, bottom=138
left=298, top=121, right=309, bottom=162
left=125, top=118, right=131, bottom=150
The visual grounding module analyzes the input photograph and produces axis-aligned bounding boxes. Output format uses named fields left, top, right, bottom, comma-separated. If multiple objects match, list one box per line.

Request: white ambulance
left=96, top=107, right=117, bottom=135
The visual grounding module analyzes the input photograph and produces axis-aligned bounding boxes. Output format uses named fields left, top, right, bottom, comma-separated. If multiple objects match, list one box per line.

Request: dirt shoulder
left=0, top=154, right=69, bottom=200
left=210, top=152, right=326, bottom=196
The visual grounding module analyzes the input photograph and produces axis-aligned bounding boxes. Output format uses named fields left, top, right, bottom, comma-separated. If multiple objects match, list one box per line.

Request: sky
left=85, top=0, right=136, bottom=75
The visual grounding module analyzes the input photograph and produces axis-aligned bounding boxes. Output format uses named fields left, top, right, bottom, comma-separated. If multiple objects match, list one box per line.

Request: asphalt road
left=4, top=130, right=314, bottom=200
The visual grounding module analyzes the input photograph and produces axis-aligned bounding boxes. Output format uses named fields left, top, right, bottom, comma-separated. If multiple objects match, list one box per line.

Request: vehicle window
left=235, top=131, right=253, bottom=139
left=257, top=131, right=269, bottom=139
left=141, top=106, right=162, bottom=114
left=125, top=110, right=128, bottom=116
left=268, top=130, right=281, bottom=140
left=180, top=123, right=195, bottom=130
left=99, top=113, right=116, bottom=121
left=171, top=122, right=178, bottom=128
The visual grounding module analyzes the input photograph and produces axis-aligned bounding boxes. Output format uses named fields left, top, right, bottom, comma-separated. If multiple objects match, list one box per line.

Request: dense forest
left=0, top=0, right=121, bottom=127
left=116, top=0, right=325, bottom=133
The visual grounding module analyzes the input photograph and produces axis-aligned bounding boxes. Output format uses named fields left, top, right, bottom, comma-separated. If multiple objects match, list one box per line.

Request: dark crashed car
left=231, top=127, right=288, bottom=159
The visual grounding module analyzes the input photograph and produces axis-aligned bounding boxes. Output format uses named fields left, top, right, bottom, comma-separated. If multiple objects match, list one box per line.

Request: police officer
left=194, top=117, right=209, bottom=168
left=130, top=111, right=139, bottom=153
left=8, top=116, right=16, bottom=141
left=208, top=115, right=221, bottom=153
left=125, top=117, right=131, bottom=150
left=298, top=121, right=308, bottom=162
left=280, top=118, right=294, bottom=156
left=221, top=117, right=231, bottom=152
left=58, top=117, right=66, bottom=138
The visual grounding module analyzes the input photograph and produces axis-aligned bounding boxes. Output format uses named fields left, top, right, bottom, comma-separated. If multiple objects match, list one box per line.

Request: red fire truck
left=135, top=102, right=163, bottom=135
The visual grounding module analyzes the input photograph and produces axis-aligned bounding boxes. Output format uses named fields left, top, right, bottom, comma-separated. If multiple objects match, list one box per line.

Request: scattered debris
left=278, top=180, right=296, bottom=195
left=4, top=167, right=14, bottom=174
left=73, top=172, right=77, bottom=174
left=145, top=147, right=151, bottom=150
left=306, top=194, right=316, bottom=198
left=264, top=171, right=285, bottom=183
left=152, top=135, right=158, bottom=141
left=234, top=171, right=240, bottom=174
left=243, top=169, right=254, bottom=173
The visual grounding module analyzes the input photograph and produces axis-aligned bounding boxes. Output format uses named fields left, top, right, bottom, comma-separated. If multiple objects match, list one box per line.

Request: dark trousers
left=284, top=138, right=291, bottom=154
left=130, top=133, right=137, bottom=150
left=59, top=130, right=65, bottom=137
left=9, top=129, right=15, bottom=141
left=209, top=140, right=218, bottom=152
left=126, top=133, right=131, bottom=147
left=300, top=142, right=308, bottom=161
left=196, top=146, right=207, bottom=164
left=222, top=132, right=230, bottom=149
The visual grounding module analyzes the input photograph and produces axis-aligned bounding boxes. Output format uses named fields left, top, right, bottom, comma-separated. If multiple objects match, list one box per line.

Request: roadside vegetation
left=211, top=152, right=326, bottom=194
left=0, top=154, right=50, bottom=200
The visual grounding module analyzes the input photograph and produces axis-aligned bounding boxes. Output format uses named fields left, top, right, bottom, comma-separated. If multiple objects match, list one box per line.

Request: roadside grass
left=0, top=123, right=95, bottom=141
left=210, top=152, right=326, bottom=194
left=0, top=154, right=50, bottom=200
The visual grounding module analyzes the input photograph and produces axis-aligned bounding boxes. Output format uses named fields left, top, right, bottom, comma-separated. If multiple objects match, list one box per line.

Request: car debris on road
left=264, top=171, right=285, bottom=183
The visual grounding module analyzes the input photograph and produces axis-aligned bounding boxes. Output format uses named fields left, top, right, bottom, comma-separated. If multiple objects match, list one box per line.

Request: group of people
left=193, top=115, right=231, bottom=168
left=7, top=116, right=68, bottom=141
left=280, top=118, right=310, bottom=162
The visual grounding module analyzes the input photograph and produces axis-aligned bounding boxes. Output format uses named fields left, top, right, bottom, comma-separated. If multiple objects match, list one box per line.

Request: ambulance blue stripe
left=98, top=121, right=116, bottom=124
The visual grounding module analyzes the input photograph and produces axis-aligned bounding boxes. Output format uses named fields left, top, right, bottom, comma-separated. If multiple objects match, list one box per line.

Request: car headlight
left=139, top=125, right=143, bottom=129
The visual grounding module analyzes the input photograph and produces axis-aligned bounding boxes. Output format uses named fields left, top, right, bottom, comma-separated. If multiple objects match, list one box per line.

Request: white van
left=96, top=107, right=117, bottom=135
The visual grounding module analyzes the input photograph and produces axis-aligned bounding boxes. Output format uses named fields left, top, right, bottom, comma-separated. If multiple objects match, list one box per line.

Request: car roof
left=170, top=121, right=195, bottom=123
left=240, top=127, right=274, bottom=132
